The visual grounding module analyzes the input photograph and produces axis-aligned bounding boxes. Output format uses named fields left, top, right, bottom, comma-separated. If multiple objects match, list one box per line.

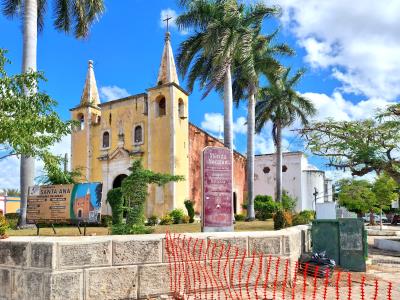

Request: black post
left=36, top=223, right=39, bottom=236
left=84, top=223, right=87, bottom=236
left=77, top=222, right=82, bottom=235
left=51, top=224, right=57, bottom=235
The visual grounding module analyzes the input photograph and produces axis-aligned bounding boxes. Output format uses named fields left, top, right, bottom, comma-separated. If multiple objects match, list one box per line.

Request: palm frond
left=1, top=0, right=22, bottom=18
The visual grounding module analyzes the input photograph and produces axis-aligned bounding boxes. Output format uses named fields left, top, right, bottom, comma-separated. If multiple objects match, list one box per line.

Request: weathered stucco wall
left=0, top=226, right=310, bottom=300
left=189, top=124, right=247, bottom=215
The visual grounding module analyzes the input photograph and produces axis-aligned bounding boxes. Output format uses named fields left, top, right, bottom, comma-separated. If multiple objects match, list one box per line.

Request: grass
left=6, top=220, right=274, bottom=236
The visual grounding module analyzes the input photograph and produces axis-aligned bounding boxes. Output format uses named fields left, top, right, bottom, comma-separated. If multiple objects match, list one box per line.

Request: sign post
left=202, top=146, right=233, bottom=232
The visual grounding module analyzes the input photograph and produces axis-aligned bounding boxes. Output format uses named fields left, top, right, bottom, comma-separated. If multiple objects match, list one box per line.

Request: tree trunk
left=19, top=0, right=38, bottom=227
left=369, top=210, right=375, bottom=225
left=246, top=92, right=255, bottom=220
left=223, top=66, right=233, bottom=150
left=223, top=66, right=234, bottom=225
left=275, top=122, right=283, bottom=203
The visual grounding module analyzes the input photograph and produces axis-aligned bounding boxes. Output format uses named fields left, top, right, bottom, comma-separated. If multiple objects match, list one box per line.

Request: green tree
left=255, top=68, right=316, bottom=202
left=300, top=104, right=400, bottom=183
left=338, top=179, right=376, bottom=222
left=0, top=50, right=73, bottom=162
left=1, top=0, right=104, bottom=226
left=232, top=26, right=294, bottom=220
left=372, top=174, right=398, bottom=230
left=121, top=160, right=184, bottom=227
left=4, top=189, right=20, bottom=196
left=39, top=154, right=83, bottom=185
left=176, top=0, right=259, bottom=150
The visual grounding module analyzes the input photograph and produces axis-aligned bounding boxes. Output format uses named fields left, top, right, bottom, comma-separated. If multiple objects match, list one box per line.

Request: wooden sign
left=202, top=146, right=233, bottom=232
left=27, top=183, right=102, bottom=224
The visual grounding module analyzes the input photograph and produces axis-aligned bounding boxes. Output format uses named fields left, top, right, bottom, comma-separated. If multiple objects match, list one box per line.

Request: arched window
left=77, top=114, right=85, bottom=130
left=102, top=131, right=110, bottom=148
left=78, top=209, right=82, bottom=218
left=158, top=97, right=166, bottom=117
left=134, top=125, right=143, bottom=144
left=178, top=99, right=185, bottom=118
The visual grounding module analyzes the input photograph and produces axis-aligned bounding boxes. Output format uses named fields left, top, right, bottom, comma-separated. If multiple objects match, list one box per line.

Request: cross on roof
left=163, top=15, right=173, bottom=32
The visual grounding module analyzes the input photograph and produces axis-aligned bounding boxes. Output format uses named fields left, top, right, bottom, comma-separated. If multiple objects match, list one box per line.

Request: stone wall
left=0, top=226, right=310, bottom=300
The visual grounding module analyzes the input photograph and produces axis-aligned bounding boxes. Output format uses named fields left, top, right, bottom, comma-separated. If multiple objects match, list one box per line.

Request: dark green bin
left=312, top=219, right=366, bottom=272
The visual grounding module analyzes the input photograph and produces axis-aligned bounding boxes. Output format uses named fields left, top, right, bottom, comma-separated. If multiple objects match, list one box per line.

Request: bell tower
left=70, top=60, right=101, bottom=181
left=147, top=31, right=189, bottom=216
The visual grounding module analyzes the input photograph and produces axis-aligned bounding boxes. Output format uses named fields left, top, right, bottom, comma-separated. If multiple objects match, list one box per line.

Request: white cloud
left=201, top=113, right=224, bottom=135
left=269, top=0, right=400, bottom=100
left=304, top=91, right=393, bottom=122
left=325, top=169, right=377, bottom=183
left=0, top=135, right=71, bottom=190
left=100, top=86, right=129, bottom=102
left=160, top=9, right=188, bottom=35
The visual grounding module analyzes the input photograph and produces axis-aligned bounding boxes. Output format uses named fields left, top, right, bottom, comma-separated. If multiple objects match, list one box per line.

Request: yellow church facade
left=70, top=33, right=190, bottom=217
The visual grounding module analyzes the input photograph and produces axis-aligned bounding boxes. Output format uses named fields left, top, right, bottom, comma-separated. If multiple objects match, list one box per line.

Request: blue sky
left=1, top=0, right=399, bottom=188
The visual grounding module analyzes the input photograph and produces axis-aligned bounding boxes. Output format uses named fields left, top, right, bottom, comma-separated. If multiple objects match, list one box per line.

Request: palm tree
left=176, top=0, right=257, bottom=150
left=1, top=0, right=104, bottom=226
left=255, top=68, right=316, bottom=203
left=232, top=30, right=294, bottom=219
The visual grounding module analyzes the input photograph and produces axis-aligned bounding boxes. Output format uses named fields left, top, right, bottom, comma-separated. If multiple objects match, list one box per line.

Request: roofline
left=70, top=104, right=101, bottom=112
left=255, top=151, right=304, bottom=157
left=147, top=82, right=189, bottom=96
left=189, top=122, right=246, bottom=159
left=99, top=93, right=147, bottom=107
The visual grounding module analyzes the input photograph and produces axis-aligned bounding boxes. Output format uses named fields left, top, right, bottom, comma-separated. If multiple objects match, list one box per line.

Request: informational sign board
left=202, top=146, right=233, bottom=232
left=27, top=183, right=102, bottom=224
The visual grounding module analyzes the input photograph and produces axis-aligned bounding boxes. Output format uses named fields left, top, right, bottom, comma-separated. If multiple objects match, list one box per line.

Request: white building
left=254, top=152, right=333, bottom=212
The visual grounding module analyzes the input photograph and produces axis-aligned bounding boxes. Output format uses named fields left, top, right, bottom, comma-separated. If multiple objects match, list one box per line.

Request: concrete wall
left=0, top=226, right=310, bottom=300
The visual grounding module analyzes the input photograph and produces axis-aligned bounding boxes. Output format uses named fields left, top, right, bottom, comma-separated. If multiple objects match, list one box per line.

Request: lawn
left=6, top=220, right=274, bottom=236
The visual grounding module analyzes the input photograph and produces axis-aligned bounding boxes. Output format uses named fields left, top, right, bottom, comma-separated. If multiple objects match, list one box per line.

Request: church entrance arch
left=113, top=174, right=128, bottom=189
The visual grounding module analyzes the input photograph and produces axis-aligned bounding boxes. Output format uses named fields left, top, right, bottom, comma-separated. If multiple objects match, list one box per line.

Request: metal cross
left=163, top=15, right=173, bottom=32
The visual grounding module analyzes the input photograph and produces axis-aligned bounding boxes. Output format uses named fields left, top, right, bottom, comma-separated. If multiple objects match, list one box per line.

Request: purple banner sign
left=202, top=146, right=233, bottom=230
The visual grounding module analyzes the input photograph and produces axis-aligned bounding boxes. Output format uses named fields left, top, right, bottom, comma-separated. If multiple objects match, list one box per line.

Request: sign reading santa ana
left=27, top=183, right=102, bottom=224
left=202, top=146, right=233, bottom=232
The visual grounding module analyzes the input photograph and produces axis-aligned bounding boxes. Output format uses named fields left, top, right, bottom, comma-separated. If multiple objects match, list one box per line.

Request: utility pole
left=313, top=187, right=319, bottom=211
left=64, top=153, right=68, bottom=172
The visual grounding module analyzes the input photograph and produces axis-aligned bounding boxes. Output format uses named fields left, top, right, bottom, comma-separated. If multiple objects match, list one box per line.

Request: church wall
left=172, top=88, right=189, bottom=211
left=188, top=124, right=247, bottom=215
left=147, top=86, right=174, bottom=217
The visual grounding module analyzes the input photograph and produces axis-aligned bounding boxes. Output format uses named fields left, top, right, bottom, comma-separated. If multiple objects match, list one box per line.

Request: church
left=70, top=32, right=247, bottom=217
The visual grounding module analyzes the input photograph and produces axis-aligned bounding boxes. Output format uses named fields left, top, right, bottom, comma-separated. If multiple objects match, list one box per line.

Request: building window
left=263, top=167, right=270, bottom=174
left=109, top=113, right=112, bottom=125
left=77, top=113, right=84, bottom=130
left=78, top=209, right=82, bottom=218
left=134, top=125, right=143, bottom=144
left=102, top=131, right=110, bottom=148
left=282, top=165, right=288, bottom=172
left=157, top=97, right=166, bottom=117
left=178, top=99, right=185, bottom=118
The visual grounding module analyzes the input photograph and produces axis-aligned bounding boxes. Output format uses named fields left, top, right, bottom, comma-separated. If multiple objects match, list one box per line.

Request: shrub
left=147, top=215, right=159, bottom=226
left=169, top=208, right=185, bottom=224
left=254, top=195, right=280, bottom=220
left=235, top=214, right=246, bottom=221
left=101, top=215, right=113, bottom=227
left=159, top=215, right=173, bottom=225
left=181, top=215, right=190, bottom=224
left=111, top=224, right=154, bottom=235
left=273, top=210, right=293, bottom=230
left=5, top=213, right=18, bottom=230
left=292, top=210, right=315, bottom=226
left=282, top=191, right=297, bottom=212
left=184, top=200, right=195, bottom=223
left=106, top=188, right=124, bottom=225
left=0, top=215, right=9, bottom=237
